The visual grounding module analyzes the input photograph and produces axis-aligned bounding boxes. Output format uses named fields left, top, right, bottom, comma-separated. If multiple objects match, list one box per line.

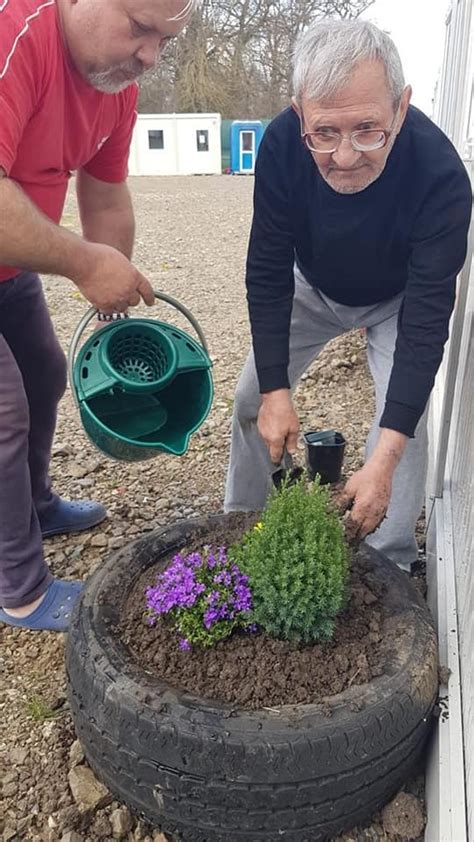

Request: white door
left=240, top=130, right=256, bottom=173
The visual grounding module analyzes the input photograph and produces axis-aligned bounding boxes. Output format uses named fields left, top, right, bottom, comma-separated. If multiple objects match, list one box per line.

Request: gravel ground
left=0, top=175, right=425, bottom=842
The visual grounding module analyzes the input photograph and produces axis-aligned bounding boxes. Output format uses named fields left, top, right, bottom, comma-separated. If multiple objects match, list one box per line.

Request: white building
left=425, top=0, right=473, bottom=839
left=128, top=113, right=222, bottom=176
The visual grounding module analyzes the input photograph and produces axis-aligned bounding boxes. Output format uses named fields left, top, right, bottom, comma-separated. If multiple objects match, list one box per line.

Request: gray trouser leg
left=224, top=271, right=427, bottom=568
left=224, top=277, right=344, bottom=511
left=363, top=313, right=428, bottom=570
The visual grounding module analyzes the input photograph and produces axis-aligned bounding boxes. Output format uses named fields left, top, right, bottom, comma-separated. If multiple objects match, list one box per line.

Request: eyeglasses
left=300, top=114, right=398, bottom=154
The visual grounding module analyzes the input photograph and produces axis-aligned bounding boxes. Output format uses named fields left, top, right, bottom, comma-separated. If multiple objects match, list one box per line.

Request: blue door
left=240, top=130, right=256, bottom=173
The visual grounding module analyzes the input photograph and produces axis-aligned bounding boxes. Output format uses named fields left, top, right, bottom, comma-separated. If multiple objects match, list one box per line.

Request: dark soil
left=120, top=513, right=388, bottom=710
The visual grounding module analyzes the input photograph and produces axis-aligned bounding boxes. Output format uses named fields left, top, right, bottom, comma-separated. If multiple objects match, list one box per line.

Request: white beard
left=86, top=71, right=135, bottom=93
left=86, top=62, right=143, bottom=94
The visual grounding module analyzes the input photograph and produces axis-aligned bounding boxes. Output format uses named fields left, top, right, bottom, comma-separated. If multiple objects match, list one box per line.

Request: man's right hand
left=257, top=389, right=300, bottom=464
left=73, top=242, right=155, bottom=313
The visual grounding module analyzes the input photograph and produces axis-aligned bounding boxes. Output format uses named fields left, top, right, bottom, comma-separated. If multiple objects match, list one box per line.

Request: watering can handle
left=67, top=290, right=210, bottom=410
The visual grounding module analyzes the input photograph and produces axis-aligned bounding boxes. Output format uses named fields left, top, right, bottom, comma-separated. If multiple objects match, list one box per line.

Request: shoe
left=39, top=498, right=107, bottom=538
left=0, top=579, right=83, bottom=631
left=410, top=556, right=426, bottom=577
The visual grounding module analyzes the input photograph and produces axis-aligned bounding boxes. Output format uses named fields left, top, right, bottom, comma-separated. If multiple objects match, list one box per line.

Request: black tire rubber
left=66, top=515, right=438, bottom=842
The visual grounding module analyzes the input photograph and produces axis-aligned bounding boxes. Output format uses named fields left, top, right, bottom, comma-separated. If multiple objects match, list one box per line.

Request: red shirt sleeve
left=82, top=85, right=139, bottom=183
left=0, top=8, right=44, bottom=175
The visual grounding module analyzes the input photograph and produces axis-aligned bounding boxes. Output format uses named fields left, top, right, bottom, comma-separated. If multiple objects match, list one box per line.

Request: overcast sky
left=361, top=0, right=451, bottom=115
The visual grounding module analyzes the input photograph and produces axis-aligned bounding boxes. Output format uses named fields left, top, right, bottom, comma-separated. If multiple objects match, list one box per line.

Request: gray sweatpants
left=224, top=269, right=428, bottom=570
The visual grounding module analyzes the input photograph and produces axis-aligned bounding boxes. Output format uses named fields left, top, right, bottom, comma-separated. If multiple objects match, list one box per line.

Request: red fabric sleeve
left=83, top=85, right=139, bottom=183
left=0, top=8, right=44, bottom=175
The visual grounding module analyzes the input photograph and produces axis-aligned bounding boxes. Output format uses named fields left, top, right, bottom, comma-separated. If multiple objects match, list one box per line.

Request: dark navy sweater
left=246, top=105, right=472, bottom=436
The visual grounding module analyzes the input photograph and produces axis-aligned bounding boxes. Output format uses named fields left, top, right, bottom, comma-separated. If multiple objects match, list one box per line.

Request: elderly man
left=0, top=0, right=198, bottom=630
left=224, top=19, right=472, bottom=572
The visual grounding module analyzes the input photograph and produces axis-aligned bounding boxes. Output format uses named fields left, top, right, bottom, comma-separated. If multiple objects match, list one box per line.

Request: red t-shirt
left=0, top=0, right=138, bottom=282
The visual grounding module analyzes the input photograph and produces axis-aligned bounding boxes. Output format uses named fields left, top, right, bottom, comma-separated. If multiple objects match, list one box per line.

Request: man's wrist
left=370, top=428, right=408, bottom=469
left=57, top=235, right=98, bottom=287
left=261, top=388, right=291, bottom=403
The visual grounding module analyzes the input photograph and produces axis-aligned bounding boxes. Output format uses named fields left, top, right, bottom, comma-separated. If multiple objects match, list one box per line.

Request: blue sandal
left=0, top=579, right=83, bottom=631
left=39, top=498, right=107, bottom=538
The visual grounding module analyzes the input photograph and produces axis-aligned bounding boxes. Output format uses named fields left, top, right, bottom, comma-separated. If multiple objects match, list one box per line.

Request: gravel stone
left=68, top=766, right=111, bottom=813
left=110, top=805, right=134, bottom=837
left=381, top=792, right=425, bottom=838
left=89, top=534, right=108, bottom=548
left=9, top=747, right=29, bottom=765
left=69, top=740, right=85, bottom=768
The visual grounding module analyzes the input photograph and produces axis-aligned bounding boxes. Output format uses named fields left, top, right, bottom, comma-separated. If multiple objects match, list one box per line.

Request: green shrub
left=230, top=478, right=349, bottom=643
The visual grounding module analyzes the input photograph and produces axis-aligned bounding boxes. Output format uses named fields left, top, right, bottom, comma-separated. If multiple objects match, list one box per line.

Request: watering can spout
left=69, top=292, right=213, bottom=462
left=166, top=432, right=190, bottom=457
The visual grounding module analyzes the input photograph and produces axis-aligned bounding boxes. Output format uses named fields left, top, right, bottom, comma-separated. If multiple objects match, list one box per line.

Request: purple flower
left=187, top=552, right=203, bottom=568
left=207, top=551, right=217, bottom=568
left=214, top=571, right=232, bottom=586
left=233, top=582, right=253, bottom=612
left=146, top=545, right=254, bottom=648
left=145, top=553, right=207, bottom=615
left=204, top=607, right=219, bottom=629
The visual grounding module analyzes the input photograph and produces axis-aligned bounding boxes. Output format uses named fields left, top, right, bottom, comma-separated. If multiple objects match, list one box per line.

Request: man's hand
left=257, top=389, right=299, bottom=464
left=73, top=242, right=155, bottom=313
left=341, top=428, right=408, bottom=539
left=342, top=461, right=392, bottom=539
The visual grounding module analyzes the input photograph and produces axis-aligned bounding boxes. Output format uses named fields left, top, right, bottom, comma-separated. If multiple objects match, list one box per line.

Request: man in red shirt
left=0, top=0, right=197, bottom=631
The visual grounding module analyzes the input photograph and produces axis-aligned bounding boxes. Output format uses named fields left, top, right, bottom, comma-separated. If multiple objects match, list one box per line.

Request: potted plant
left=145, top=479, right=348, bottom=652
left=66, top=479, right=438, bottom=842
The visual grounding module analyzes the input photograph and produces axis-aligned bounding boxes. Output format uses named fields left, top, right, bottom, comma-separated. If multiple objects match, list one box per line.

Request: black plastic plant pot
left=304, top=430, right=346, bottom=484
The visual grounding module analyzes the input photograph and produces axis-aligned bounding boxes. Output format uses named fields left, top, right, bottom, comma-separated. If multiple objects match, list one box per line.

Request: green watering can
left=68, top=291, right=213, bottom=462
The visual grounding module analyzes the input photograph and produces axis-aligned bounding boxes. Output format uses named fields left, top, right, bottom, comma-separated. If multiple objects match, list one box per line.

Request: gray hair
left=292, top=19, right=405, bottom=106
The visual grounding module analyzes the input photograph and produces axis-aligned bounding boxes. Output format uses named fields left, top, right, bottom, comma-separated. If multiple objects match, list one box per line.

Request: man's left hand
left=341, top=428, right=408, bottom=540
left=342, top=462, right=392, bottom=539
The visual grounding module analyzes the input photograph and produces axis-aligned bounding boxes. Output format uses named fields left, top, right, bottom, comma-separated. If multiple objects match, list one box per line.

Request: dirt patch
left=382, top=791, right=426, bottom=839
left=120, top=514, right=387, bottom=710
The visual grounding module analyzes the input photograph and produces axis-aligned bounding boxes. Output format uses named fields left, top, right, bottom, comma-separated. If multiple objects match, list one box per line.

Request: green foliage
left=230, top=478, right=349, bottom=644
left=26, top=694, right=60, bottom=723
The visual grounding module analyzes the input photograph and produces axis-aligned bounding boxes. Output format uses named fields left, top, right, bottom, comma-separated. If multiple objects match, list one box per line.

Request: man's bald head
left=58, top=0, right=199, bottom=92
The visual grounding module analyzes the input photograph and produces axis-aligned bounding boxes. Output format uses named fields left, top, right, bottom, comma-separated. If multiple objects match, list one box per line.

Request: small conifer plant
left=230, top=477, right=349, bottom=644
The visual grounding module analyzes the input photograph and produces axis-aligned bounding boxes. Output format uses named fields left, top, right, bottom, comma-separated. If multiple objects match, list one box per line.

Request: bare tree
left=138, top=0, right=374, bottom=117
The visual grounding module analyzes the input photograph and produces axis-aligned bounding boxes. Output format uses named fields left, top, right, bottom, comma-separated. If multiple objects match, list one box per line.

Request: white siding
left=450, top=293, right=474, bottom=839
left=426, top=0, right=474, bottom=839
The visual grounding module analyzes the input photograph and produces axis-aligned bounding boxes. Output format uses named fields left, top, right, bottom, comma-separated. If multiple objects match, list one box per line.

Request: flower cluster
left=145, top=547, right=254, bottom=649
